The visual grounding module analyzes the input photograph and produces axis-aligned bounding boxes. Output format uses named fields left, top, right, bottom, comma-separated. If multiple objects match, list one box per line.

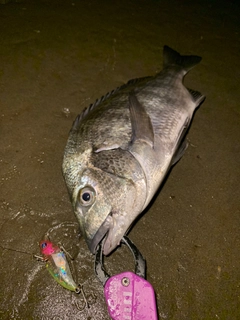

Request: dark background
left=0, top=1, right=239, bottom=319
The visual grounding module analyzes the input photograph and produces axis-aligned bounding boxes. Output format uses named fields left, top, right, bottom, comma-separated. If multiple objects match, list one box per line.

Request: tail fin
left=163, top=46, right=202, bottom=73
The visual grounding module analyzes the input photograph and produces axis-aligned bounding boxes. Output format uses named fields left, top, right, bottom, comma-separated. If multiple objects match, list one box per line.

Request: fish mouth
left=90, top=214, right=112, bottom=254
left=90, top=212, right=127, bottom=255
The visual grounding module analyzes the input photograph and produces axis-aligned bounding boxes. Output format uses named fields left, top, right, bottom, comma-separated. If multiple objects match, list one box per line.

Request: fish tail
left=163, top=46, right=202, bottom=73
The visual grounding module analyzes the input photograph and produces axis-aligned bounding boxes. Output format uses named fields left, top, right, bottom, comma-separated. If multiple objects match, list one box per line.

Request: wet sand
left=0, top=0, right=239, bottom=319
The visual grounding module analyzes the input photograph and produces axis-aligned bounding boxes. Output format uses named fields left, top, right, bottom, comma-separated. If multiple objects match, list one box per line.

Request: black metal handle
left=94, top=238, right=110, bottom=286
left=121, top=236, right=146, bottom=279
left=94, top=236, right=146, bottom=286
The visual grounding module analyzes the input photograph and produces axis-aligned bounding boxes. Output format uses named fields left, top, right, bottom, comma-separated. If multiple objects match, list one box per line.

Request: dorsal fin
left=71, top=87, right=120, bottom=131
left=72, top=76, right=152, bottom=131
left=126, top=76, right=152, bottom=87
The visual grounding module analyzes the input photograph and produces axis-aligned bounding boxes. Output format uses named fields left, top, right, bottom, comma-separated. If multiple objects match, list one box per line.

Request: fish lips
left=90, top=212, right=127, bottom=255
left=90, top=214, right=112, bottom=254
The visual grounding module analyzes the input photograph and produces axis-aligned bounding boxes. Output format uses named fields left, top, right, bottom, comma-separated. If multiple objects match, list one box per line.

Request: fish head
left=70, top=161, right=146, bottom=255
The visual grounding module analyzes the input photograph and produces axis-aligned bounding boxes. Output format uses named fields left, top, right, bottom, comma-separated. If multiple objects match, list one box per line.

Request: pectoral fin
left=128, top=93, right=157, bottom=208
left=128, top=93, right=154, bottom=148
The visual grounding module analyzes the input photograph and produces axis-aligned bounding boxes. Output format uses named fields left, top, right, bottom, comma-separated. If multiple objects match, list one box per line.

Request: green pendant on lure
left=40, top=240, right=81, bottom=293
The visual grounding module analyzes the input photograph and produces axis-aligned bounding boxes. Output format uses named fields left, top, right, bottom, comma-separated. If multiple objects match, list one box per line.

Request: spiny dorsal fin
left=163, top=46, right=202, bottom=73
left=71, top=87, right=120, bottom=131
left=72, top=77, right=152, bottom=131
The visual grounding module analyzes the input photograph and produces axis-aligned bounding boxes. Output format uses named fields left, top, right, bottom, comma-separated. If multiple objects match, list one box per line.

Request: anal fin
left=171, top=139, right=188, bottom=166
left=187, top=88, right=205, bottom=106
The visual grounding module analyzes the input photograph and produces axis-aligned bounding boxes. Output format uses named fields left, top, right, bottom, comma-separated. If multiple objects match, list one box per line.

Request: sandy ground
left=0, top=0, right=240, bottom=319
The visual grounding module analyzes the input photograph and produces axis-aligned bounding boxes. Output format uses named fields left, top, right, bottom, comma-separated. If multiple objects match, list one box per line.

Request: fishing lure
left=39, top=239, right=82, bottom=294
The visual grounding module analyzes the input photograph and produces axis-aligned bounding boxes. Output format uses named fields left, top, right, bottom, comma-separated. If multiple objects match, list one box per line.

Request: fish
left=39, top=240, right=81, bottom=293
left=62, top=45, right=205, bottom=255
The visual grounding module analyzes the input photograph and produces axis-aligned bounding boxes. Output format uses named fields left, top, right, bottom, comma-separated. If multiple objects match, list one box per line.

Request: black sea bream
left=62, top=46, right=205, bottom=255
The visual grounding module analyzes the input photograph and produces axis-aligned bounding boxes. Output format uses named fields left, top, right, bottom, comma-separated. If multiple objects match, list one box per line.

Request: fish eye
left=79, top=187, right=95, bottom=206
left=41, top=242, right=47, bottom=248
